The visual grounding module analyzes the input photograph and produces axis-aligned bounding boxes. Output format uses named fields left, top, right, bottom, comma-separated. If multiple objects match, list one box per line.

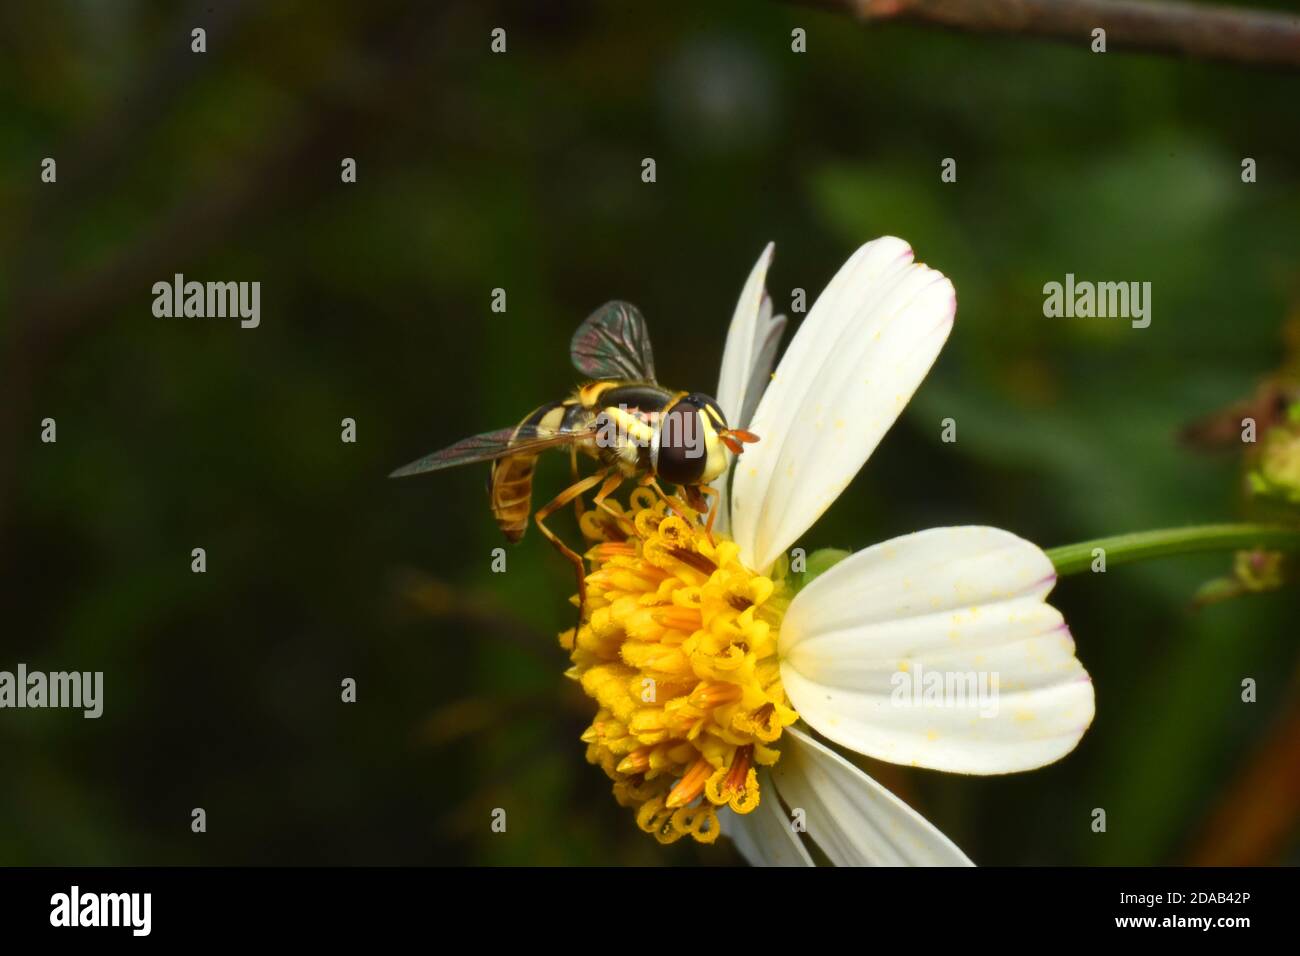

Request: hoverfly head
left=653, top=393, right=760, bottom=485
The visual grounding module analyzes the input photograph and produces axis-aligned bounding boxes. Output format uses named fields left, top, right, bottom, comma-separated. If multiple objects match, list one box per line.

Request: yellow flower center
left=560, top=487, right=799, bottom=845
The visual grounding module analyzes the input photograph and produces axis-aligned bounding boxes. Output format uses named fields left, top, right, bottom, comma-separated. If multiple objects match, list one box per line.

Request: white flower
left=712, top=238, right=1095, bottom=866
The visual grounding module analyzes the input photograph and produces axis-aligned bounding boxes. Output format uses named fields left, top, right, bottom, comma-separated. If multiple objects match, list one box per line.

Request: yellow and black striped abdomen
left=489, top=400, right=583, bottom=542
left=490, top=456, right=538, bottom=543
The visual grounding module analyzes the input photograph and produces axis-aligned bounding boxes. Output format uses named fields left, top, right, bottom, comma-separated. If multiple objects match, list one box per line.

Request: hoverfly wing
left=389, top=424, right=592, bottom=477
left=570, top=301, right=656, bottom=383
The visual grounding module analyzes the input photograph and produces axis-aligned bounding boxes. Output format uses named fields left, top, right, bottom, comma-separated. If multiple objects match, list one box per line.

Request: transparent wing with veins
left=569, top=301, right=657, bottom=382
left=389, top=424, right=594, bottom=477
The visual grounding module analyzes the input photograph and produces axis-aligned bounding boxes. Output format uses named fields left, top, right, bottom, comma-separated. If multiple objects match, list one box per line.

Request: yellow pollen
left=563, top=488, right=799, bottom=845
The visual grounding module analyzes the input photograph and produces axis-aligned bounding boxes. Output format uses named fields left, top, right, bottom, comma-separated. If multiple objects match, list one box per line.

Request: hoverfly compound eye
left=653, top=399, right=708, bottom=485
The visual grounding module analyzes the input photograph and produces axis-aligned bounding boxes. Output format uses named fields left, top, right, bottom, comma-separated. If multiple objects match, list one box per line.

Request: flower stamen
left=665, top=756, right=713, bottom=808
left=564, top=494, right=799, bottom=843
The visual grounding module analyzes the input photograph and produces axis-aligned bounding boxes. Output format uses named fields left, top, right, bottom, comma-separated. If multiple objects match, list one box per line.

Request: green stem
left=1046, top=523, right=1300, bottom=577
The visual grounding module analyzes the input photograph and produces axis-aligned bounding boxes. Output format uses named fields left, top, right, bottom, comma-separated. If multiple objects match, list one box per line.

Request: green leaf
left=796, top=547, right=851, bottom=591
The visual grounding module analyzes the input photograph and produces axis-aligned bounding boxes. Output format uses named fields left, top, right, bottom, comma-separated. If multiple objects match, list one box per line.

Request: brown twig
left=791, top=0, right=1300, bottom=69
left=1186, top=661, right=1300, bottom=865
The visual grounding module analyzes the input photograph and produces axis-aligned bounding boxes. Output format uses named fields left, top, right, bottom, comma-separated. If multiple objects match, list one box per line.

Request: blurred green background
left=3, top=0, right=1299, bottom=866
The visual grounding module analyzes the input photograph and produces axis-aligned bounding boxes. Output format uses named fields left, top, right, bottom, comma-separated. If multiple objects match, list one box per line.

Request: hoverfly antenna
left=719, top=428, right=759, bottom=455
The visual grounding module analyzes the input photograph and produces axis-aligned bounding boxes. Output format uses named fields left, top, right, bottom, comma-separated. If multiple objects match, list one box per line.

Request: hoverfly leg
left=569, top=447, right=586, bottom=524
left=644, top=477, right=691, bottom=521
left=535, top=469, right=608, bottom=625
left=591, top=471, right=625, bottom=520
left=691, top=484, right=720, bottom=542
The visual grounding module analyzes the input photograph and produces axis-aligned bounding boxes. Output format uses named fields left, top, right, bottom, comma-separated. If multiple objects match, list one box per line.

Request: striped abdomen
left=489, top=400, right=584, bottom=542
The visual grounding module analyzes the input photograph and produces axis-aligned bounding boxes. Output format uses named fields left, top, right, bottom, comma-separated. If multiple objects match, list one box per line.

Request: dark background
left=3, top=0, right=1299, bottom=865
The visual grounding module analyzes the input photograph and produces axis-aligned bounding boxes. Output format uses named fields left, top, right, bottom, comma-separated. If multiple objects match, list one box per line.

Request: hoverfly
left=390, top=302, right=764, bottom=603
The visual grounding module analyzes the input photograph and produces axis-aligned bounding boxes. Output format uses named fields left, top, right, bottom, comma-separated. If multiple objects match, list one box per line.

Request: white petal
left=721, top=768, right=815, bottom=867
left=716, top=242, right=776, bottom=429
left=770, top=725, right=973, bottom=866
left=780, top=527, right=1095, bottom=774
left=715, top=243, right=782, bottom=536
left=730, top=237, right=955, bottom=573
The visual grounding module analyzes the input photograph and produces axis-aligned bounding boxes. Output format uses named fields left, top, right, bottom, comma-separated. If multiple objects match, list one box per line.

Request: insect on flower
left=389, top=302, right=771, bottom=605
left=565, top=239, right=1095, bottom=863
